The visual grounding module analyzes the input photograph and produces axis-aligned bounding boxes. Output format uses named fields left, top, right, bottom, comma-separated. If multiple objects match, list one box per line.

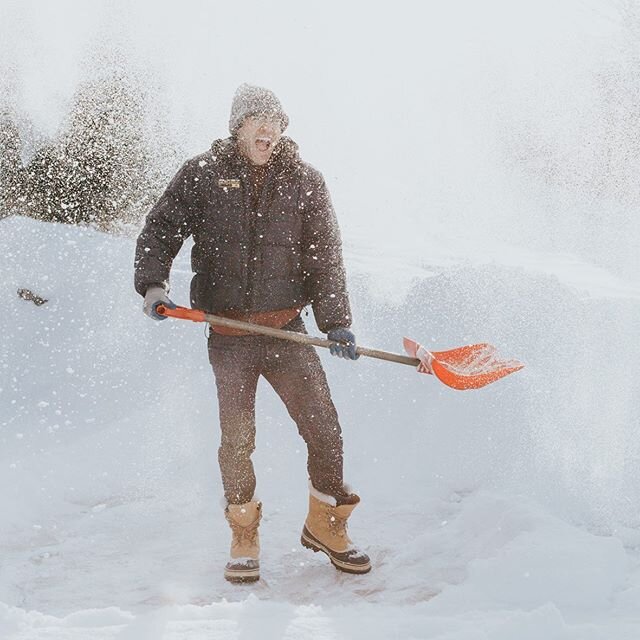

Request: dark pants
left=207, top=317, right=345, bottom=505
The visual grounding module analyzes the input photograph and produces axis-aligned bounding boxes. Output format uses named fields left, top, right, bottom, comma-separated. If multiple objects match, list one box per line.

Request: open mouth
left=255, top=137, right=272, bottom=152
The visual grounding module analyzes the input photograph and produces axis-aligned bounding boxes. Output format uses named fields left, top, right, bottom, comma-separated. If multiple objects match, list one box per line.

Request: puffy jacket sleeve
left=134, top=161, right=195, bottom=296
left=301, top=170, right=352, bottom=333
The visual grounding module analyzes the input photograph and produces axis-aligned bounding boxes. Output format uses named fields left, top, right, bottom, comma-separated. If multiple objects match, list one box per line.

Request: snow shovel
left=156, top=305, right=524, bottom=390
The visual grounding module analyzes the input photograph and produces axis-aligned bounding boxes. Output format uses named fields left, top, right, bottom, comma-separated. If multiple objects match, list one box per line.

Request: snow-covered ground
left=2, top=216, right=640, bottom=639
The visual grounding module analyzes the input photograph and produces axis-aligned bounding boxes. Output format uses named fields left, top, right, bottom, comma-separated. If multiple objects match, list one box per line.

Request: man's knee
left=295, top=396, right=341, bottom=435
left=220, top=425, right=255, bottom=454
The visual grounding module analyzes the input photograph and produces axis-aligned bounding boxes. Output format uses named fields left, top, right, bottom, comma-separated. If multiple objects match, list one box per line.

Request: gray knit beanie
left=229, top=83, right=289, bottom=135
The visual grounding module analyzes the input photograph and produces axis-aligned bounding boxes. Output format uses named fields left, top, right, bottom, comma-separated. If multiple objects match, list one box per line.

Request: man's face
left=236, top=115, right=283, bottom=166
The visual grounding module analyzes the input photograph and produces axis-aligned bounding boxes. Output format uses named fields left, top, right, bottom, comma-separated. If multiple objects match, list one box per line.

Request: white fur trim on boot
left=308, top=481, right=355, bottom=507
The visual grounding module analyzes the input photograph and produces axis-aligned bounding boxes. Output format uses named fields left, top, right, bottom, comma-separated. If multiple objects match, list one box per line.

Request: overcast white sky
left=1, top=0, right=633, bottom=277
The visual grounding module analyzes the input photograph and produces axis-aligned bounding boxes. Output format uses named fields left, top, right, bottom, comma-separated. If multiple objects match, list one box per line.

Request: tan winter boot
left=224, top=500, right=262, bottom=583
left=301, top=489, right=371, bottom=574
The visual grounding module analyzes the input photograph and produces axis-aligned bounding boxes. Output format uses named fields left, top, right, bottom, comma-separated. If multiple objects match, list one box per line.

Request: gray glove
left=327, top=327, right=360, bottom=360
left=143, top=285, right=176, bottom=321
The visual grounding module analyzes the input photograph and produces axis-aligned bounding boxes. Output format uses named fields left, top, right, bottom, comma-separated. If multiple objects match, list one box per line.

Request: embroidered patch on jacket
left=217, top=178, right=241, bottom=189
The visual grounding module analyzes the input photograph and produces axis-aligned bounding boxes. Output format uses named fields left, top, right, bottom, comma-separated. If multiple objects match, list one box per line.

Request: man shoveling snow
left=134, top=83, right=370, bottom=583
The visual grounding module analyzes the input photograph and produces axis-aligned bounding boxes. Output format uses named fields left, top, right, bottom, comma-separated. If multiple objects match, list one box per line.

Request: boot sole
left=224, top=567, right=260, bottom=584
left=301, top=527, right=371, bottom=574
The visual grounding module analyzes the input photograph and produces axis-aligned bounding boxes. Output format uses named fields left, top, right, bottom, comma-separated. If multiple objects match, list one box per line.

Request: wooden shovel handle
left=157, top=305, right=420, bottom=368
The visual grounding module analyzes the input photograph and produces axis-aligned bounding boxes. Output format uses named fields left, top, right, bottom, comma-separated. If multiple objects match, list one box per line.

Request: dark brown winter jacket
left=134, top=137, right=352, bottom=332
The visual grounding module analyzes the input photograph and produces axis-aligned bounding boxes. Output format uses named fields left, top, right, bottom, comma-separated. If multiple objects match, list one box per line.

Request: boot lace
left=327, top=510, right=349, bottom=540
left=229, top=519, right=259, bottom=550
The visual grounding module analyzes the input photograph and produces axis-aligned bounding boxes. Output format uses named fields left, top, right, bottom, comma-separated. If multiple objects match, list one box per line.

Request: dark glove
left=143, top=285, right=176, bottom=321
left=327, top=327, right=359, bottom=360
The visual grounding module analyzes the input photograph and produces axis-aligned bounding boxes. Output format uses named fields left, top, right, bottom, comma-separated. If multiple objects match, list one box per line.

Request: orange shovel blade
left=403, top=338, right=524, bottom=390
